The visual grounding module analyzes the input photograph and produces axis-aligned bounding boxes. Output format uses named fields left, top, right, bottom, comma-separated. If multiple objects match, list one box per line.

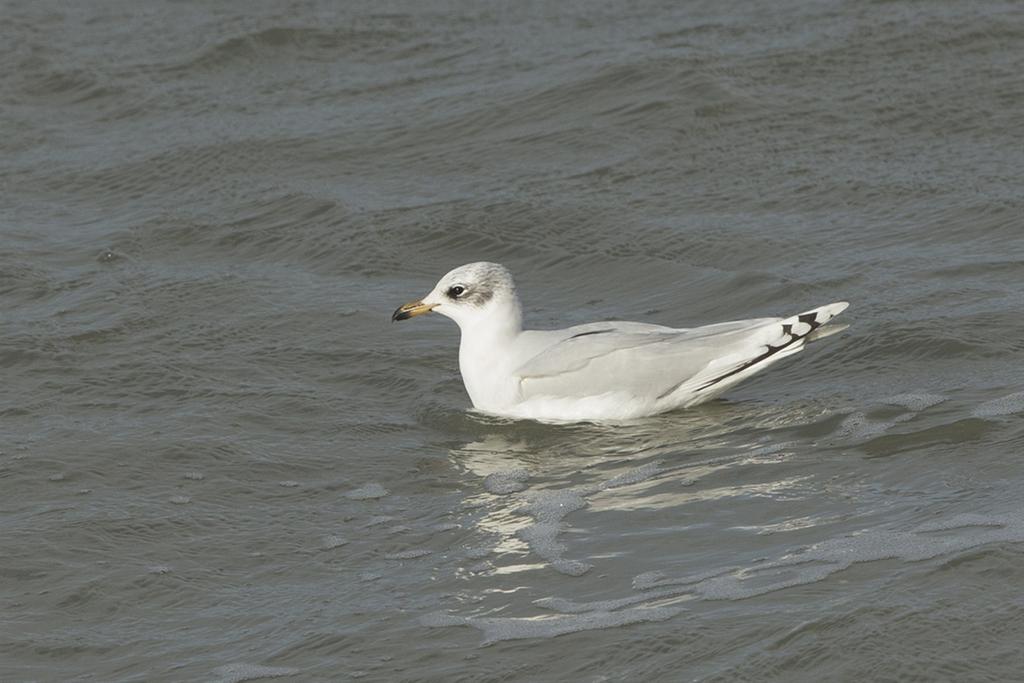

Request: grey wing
left=513, top=318, right=779, bottom=400
left=513, top=304, right=848, bottom=402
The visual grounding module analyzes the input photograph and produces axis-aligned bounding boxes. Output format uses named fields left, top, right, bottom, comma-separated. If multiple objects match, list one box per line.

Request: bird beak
left=392, top=300, right=437, bottom=322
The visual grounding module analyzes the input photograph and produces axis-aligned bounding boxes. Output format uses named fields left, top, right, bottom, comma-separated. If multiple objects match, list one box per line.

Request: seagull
left=392, top=262, right=848, bottom=422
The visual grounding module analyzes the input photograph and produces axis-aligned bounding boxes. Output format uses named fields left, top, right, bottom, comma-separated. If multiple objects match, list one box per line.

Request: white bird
left=392, top=262, right=848, bottom=422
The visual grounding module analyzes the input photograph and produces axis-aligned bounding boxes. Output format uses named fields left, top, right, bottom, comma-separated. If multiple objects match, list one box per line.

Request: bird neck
left=459, top=296, right=523, bottom=342
left=456, top=296, right=523, bottom=411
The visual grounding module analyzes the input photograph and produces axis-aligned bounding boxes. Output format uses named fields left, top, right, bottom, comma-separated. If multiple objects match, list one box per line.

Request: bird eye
left=447, top=285, right=466, bottom=298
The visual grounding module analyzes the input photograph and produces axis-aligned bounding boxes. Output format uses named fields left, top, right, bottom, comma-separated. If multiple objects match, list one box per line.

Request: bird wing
left=513, top=304, right=848, bottom=402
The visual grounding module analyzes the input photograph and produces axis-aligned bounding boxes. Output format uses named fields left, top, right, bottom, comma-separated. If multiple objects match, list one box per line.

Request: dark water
left=3, top=1, right=1024, bottom=680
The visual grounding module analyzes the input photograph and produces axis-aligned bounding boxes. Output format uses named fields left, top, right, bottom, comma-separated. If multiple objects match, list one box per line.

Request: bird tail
left=681, top=302, right=850, bottom=401
left=782, top=302, right=850, bottom=345
left=807, top=322, right=849, bottom=342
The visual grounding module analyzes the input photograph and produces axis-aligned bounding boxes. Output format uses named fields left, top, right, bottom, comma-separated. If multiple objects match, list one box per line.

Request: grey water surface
left=3, top=1, right=1024, bottom=681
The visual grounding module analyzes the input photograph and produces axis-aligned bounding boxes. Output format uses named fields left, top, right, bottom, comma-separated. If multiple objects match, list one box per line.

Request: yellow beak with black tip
left=391, top=300, right=437, bottom=322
